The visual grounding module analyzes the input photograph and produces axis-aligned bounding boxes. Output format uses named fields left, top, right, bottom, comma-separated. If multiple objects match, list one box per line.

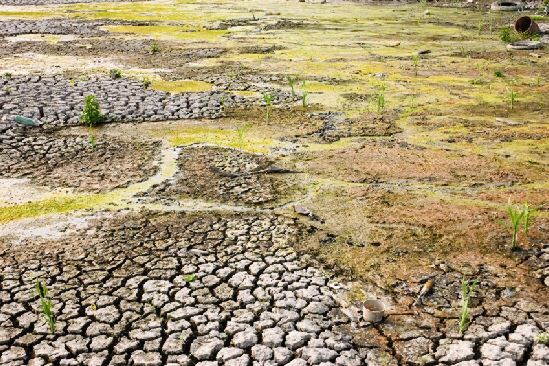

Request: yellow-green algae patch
left=150, top=126, right=278, bottom=154
left=150, top=79, right=213, bottom=93
left=105, top=25, right=228, bottom=42
left=0, top=194, right=108, bottom=224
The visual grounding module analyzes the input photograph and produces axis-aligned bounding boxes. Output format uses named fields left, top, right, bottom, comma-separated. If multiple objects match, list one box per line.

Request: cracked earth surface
left=0, top=0, right=548, bottom=365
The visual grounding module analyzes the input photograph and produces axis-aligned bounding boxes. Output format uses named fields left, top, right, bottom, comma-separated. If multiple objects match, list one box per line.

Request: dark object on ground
left=515, top=16, right=540, bottom=34
left=490, top=0, right=525, bottom=11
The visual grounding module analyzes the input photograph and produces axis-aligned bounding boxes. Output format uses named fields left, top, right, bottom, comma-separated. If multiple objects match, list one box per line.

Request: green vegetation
left=262, top=92, right=274, bottom=123
left=183, top=274, right=197, bottom=283
left=3, top=86, right=11, bottom=95
left=494, top=71, right=504, bottom=78
left=89, top=133, right=97, bottom=148
left=376, top=84, right=386, bottom=114
left=81, top=95, right=104, bottom=127
left=287, top=75, right=299, bottom=96
left=150, top=41, right=160, bottom=54
left=4, top=72, right=12, bottom=79
left=236, top=122, right=252, bottom=150
left=36, top=280, right=56, bottom=334
left=537, top=332, right=549, bottom=345
left=507, top=199, right=531, bottom=248
left=459, top=277, right=478, bottom=334
left=508, top=88, right=517, bottom=110
left=110, top=68, right=122, bottom=79
left=499, top=27, right=512, bottom=43
left=143, top=77, right=152, bottom=88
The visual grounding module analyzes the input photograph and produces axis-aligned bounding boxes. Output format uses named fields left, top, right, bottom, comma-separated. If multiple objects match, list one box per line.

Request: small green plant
left=508, top=199, right=528, bottom=248
left=4, top=72, right=12, bottom=79
left=36, top=280, right=56, bottom=334
left=143, top=77, right=152, bottom=89
left=459, top=277, right=478, bottom=334
left=494, top=70, right=504, bottom=78
left=236, top=122, right=252, bottom=150
left=287, top=75, right=299, bottom=96
left=3, top=86, right=11, bottom=95
left=499, top=27, right=513, bottom=43
left=183, top=274, right=197, bottom=283
left=81, top=95, right=104, bottom=127
left=302, top=90, right=308, bottom=109
left=376, top=84, right=386, bottom=114
left=537, top=332, right=549, bottom=345
left=150, top=42, right=160, bottom=54
left=220, top=94, right=227, bottom=110
left=109, top=68, right=122, bottom=79
left=262, top=92, right=274, bottom=123
left=412, top=55, right=420, bottom=76
left=523, top=202, right=531, bottom=236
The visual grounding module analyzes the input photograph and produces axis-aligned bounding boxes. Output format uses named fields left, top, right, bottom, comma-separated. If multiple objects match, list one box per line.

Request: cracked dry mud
left=0, top=0, right=548, bottom=365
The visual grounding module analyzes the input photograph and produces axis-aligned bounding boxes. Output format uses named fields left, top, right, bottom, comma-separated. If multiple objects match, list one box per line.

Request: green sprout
left=150, top=42, right=160, bottom=54
left=4, top=72, right=12, bottom=79
left=537, top=332, right=549, bottom=345
left=262, top=92, right=274, bottom=123
left=183, top=274, right=197, bottom=283
left=287, top=75, right=299, bottom=96
left=109, top=68, right=122, bottom=79
left=36, top=280, right=56, bottom=334
left=81, top=95, right=104, bottom=127
left=236, top=122, right=252, bottom=150
left=494, top=71, right=504, bottom=78
left=459, top=277, right=478, bottom=334
left=143, top=77, right=152, bottom=89
left=376, top=84, right=386, bottom=114
left=89, top=133, right=97, bottom=148
left=507, top=199, right=528, bottom=248
left=499, top=27, right=512, bottom=43
left=3, top=86, right=11, bottom=95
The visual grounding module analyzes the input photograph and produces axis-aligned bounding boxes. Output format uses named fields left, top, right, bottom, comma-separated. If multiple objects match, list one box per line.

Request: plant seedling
left=287, top=75, right=299, bottom=96
left=81, top=95, right=104, bottom=127
left=376, top=84, right=386, bottom=114
left=143, top=77, right=152, bottom=89
left=262, top=92, right=274, bottom=123
left=537, top=332, right=549, bottom=345
left=236, top=122, right=252, bottom=150
left=89, top=133, right=97, bottom=148
left=150, top=42, right=160, bottom=54
left=110, top=68, right=122, bottom=79
left=4, top=72, right=12, bottom=79
left=459, top=277, right=478, bottom=334
left=499, top=27, right=512, bottom=43
left=183, top=274, right=197, bottom=283
left=494, top=70, right=504, bottom=78
left=3, top=86, right=11, bottom=95
left=507, top=199, right=525, bottom=248
left=36, top=280, right=56, bottom=334
left=302, top=90, right=308, bottom=109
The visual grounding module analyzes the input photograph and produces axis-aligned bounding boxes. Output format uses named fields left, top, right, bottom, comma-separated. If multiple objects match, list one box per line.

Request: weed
left=459, top=277, right=478, bottom=334
left=287, top=75, right=299, bottom=96
left=236, top=122, right=252, bottom=150
left=183, top=274, right=197, bottom=283
left=537, top=332, right=549, bottom=345
left=220, top=94, right=227, bottom=110
left=81, top=95, right=104, bottom=127
left=302, top=90, right=308, bottom=109
left=150, top=42, right=160, bottom=54
left=109, top=68, right=122, bottom=79
left=499, top=27, right=512, bottom=43
left=4, top=72, right=12, bottom=79
left=494, top=70, right=504, bottom=78
left=412, top=55, right=420, bottom=76
left=470, top=79, right=487, bottom=85
left=262, top=92, right=274, bottom=123
left=376, top=84, right=386, bottom=114
left=523, top=202, right=531, bottom=237
left=36, top=280, right=56, bottom=334
left=143, top=77, right=152, bottom=89
left=507, top=199, right=527, bottom=248
left=3, top=86, right=11, bottom=95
